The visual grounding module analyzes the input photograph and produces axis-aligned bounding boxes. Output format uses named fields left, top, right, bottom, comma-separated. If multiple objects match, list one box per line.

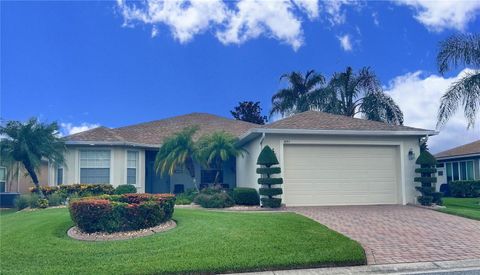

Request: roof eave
left=65, top=140, right=160, bottom=149
left=238, top=128, right=438, bottom=145
left=436, top=153, right=480, bottom=161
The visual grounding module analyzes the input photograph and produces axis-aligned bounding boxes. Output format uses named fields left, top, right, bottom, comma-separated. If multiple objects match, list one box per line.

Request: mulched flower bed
left=67, top=220, right=176, bottom=241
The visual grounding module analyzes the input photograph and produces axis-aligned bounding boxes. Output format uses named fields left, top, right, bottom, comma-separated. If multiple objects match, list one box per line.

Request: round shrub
left=14, top=195, right=30, bottom=210
left=233, top=188, right=260, bottom=206
left=114, top=184, right=137, bottom=195
left=69, top=194, right=176, bottom=233
left=47, top=193, right=66, bottom=206
left=194, top=192, right=234, bottom=208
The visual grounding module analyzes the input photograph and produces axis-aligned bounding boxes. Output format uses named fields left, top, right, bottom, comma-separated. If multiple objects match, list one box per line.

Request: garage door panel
left=283, top=144, right=399, bottom=206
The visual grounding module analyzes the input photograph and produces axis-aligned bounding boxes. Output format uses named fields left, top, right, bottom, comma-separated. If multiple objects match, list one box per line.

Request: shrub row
left=31, top=184, right=115, bottom=197
left=69, top=193, right=175, bottom=233
left=449, top=180, right=480, bottom=198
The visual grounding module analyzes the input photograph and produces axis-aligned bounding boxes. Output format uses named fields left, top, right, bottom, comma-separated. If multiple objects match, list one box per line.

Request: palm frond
left=437, top=71, right=480, bottom=129
left=437, top=33, right=480, bottom=74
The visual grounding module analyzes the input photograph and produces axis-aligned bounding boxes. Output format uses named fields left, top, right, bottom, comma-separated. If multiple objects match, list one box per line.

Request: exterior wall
left=236, top=136, right=262, bottom=189
left=237, top=133, right=421, bottom=205
left=4, top=162, right=49, bottom=194
left=48, top=146, right=146, bottom=193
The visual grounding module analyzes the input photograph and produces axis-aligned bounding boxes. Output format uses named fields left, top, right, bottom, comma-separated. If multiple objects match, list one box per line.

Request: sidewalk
left=229, top=259, right=480, bottom=275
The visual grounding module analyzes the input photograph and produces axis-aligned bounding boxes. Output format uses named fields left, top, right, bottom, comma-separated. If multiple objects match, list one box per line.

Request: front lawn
left=438, top=197, right=480, bottom=221
left=0, top=208, right=365, bottom=274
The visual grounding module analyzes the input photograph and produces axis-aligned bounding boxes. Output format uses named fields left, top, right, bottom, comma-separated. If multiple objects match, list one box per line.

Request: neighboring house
left=1, top=161, right=49, bottom=194
left=435, top=140, right=480, bottom=191
left=48, top=111, right=435, bottom=206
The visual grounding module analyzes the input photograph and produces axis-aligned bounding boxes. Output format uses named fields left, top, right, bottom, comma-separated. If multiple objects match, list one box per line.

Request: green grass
left=0, top=208, right=365, bottom=274
left=438, top=197, right=480, bottom=221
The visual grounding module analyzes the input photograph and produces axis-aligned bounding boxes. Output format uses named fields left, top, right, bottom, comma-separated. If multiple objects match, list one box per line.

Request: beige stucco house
left=44, top=111, right=435, bottom=206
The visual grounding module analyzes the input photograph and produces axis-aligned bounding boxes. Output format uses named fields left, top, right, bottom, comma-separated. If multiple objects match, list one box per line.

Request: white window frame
left=125, top=150, right=140, bottom=186
left=56, top=166, right=64, bottom=186
left=79, top=149, right=111, bottom=184
left=444, top=160, right=476, bottom=182
left=0, top=166, right=6, bottom=192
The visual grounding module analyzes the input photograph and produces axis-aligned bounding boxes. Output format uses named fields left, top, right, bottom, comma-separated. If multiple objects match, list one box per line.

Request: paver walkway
left=290, top=205, right=480, bottom=264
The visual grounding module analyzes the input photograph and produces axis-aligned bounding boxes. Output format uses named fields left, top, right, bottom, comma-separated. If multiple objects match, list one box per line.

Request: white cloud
left=395, top=0, right=480, bottom=31
left=322, top=0, right=352, bottom=25
left=337, top=34, right=352, bottom=51
left=372, top=11, right=379, bottom=26
left=60, top=122, right=100, bottom=136
left=116, top=0, right=340, bottom=50
left=386, top=69, right=480, bottom=153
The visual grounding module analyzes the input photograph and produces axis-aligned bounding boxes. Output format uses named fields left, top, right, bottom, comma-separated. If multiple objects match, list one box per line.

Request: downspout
left=259, top=131, right=266, bottom=150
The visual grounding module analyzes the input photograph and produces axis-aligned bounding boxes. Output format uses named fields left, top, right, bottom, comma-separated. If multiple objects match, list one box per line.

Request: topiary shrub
left=233, top=188, right=260, bottom=206
left=114, top=184, right=137, bottom=195
left=256, top=146, right=283, bottom=208
left=414, top=149, right=442, bottom=206
left=69, top=194, right=175, bottom=233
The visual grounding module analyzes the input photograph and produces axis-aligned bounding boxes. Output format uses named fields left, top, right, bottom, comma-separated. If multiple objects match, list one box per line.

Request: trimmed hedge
left=261, top=198, right=282, bottom=208
left=449, top=180, right=480, bottom=198
left=69, top=193, right=175, bottom=233
left=256, top=167, right=281, bottom=175
left=31, top=184, right=115, bottom=197
left=259, top=188, right=283, bottom=197
left=415, top=168, right=437, bottom=174
left=232, top=188, right=260, bottom=206
left=258, top=178, right=283, bottom=185
left=194, top=192, right=234, bottom=208
left=414, top=177, right=437, bottom=183
left=114, top=185, right=137, bottom=195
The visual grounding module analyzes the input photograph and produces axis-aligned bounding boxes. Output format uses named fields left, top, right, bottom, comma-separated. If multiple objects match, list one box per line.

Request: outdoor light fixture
left=408, top=149, right=415, bottom=160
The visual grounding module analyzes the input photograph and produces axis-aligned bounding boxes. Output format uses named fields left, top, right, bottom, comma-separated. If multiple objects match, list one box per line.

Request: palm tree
left=270, top=70, right=326, bottom=117
left=154, top=126, right=200, bottom=191
left=197, top=131, right=246, bottom=186
left=436, top=33, right=480, bottom=129
left=0, top=118, right=66, bottom=198
left=313, top=67, right=404, bottom=125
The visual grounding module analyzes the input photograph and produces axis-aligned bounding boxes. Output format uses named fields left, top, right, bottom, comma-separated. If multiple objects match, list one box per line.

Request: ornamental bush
left=256, top=146, right=283, bottom=208
left=69, top=193, right=175, bottom=233
left=449, top=180, right=480, bottom=198
left=114, top=184, right=137, bottom=195
left=193, top=190, right=234, bottom=208
left=233, top=188, right=260, bottom=206
left=31, top=184, right=115, bottom=198
left=414, top=149, right=442, bottom=206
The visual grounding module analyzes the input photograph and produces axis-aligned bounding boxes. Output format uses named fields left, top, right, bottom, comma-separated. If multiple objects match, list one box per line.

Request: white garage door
left=283, top=144, right=399, bottom=206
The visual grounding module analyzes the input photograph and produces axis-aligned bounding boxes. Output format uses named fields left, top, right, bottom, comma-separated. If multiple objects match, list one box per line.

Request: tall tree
left=155, top=126, right=200, bottom=191
left=0, top=118, right=66, bottom=198
left=270, top=70, right=326, bottom=117
left=316, top=67, right=404, bottom=125
left=271, top=67, right=404, bottom=125
left=436, top=33, right=480, bottom=129
left=197, top=131, right=246, bottom=186
left=230, top=101, right=267, bottom=125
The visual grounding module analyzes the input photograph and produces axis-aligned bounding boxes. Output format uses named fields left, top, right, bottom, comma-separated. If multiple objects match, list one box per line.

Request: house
left=1, top=161, right=49, bottom=194
left=46, top=111, right=435, bottom=206
left=434, top=140, right=480, bottom=190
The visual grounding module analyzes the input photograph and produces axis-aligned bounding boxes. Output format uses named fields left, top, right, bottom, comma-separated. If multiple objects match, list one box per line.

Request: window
left=444, top=160, right=475, bottom=182
left=201, top=169, right=223, bottom=184
left=80, top=150, right=110, bottom=184
left=0, top=167, right=6, bottom=192
left=56, top=167, right=64, bottom=185
left=452, top=162, right=459, bottom=181
left=127, top=151, right=138, bottom=185
left=446, top=163, right=452, bottom=182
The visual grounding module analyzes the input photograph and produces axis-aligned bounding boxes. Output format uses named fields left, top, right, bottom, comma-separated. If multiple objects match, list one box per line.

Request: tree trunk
left=23, top=162, right=45, bottom=198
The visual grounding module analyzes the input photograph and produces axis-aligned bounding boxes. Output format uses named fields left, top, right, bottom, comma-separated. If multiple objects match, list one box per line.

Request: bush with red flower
left=69, top=193, right=175, bottom=233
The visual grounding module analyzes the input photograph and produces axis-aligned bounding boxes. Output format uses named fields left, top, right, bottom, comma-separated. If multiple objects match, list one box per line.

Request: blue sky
left=1, top=0, right=479, bottom=152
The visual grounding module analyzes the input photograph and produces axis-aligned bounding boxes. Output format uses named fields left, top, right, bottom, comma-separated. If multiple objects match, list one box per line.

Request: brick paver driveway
left=290, top=205, right=480, bottom=265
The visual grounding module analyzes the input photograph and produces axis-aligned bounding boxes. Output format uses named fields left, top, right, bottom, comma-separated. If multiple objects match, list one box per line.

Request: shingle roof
left=435, top=140, right=480, bottom=159
left=262, top=110, right=429, bottom=132
left=66, top=113, right=259, bottom=146
left=66, top=111, right=433, bottom=147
